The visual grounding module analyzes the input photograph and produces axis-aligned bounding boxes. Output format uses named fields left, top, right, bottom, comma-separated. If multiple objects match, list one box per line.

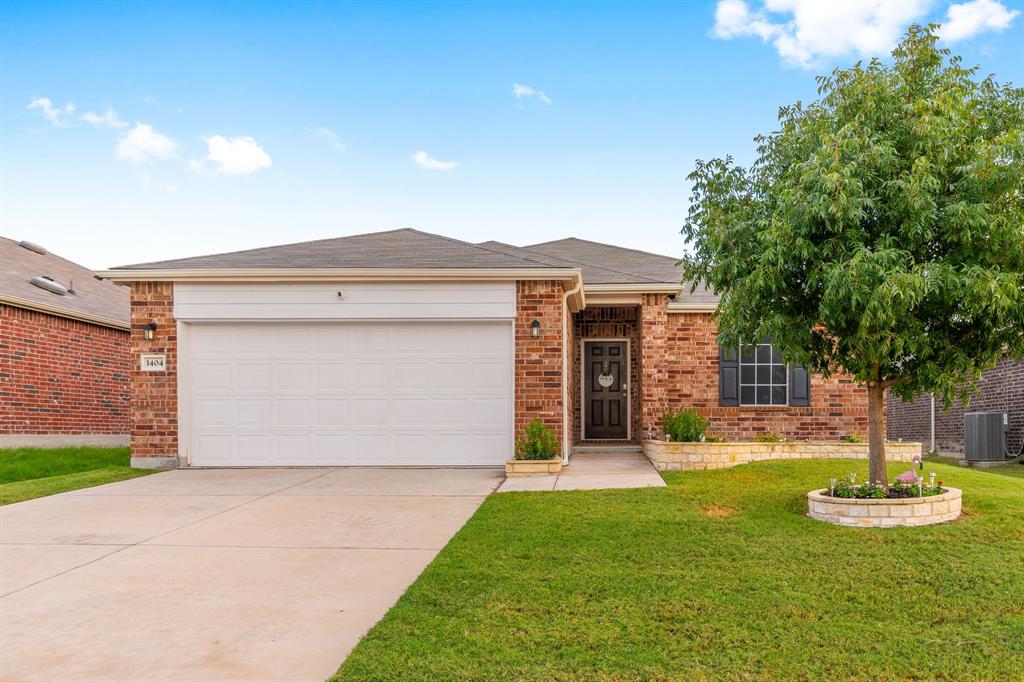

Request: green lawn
left=0, top=446, right=152, bottom=505
left=335, top=458, right=1024, bottom=681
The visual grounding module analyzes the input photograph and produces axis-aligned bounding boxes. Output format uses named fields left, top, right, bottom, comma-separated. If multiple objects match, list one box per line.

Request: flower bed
left=807, top=487, right=962, bottom=527
left=643, top=440, right=921, bottom=471
left=505, top=458, right=563, bottom=477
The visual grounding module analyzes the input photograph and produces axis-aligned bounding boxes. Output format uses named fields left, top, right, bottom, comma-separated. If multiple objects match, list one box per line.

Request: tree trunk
left=867, top=382, right=887, bottom=486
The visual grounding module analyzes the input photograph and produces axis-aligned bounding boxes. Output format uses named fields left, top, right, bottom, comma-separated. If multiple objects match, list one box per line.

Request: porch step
left=572, top=444, right=643, bottom=455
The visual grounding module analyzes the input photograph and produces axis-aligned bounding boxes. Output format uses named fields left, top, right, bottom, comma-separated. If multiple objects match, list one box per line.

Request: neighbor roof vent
left=18, top=240, right=48, bottom=255
left=30, top=276, right=68, bottom=296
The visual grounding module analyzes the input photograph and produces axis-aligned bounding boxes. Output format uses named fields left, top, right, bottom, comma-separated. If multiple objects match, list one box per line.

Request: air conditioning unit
left=964, top=412, right=1009, bottom=462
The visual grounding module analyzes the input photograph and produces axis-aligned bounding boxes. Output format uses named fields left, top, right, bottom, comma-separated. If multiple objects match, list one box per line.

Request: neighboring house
left=99, top=228, right=869, bottom=469
left=1, top=237, right=130, bottom=447
left=887, top=358, right=1024, bottom=456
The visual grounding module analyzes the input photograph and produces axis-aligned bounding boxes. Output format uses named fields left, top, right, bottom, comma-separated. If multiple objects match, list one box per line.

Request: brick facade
left=118, top=279, right=873, bottom=466
left=573, top=306, right=641, bottom=442
left=639, top=294, right=671, bottom=439
left=887, top=357, right=1024, bottom=455
left=0, top=304, right=129, bottom=437
left=128, top=282, right=178, bottom=462
left=514, top=280, right=565, bottom=451
left=635, top=301, right=869, bottom=441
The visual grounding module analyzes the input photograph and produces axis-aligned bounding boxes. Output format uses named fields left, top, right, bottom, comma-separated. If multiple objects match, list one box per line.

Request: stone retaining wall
left=807, top=487, right=962, bottom=527
left=643, top=440, right=922, bottom=471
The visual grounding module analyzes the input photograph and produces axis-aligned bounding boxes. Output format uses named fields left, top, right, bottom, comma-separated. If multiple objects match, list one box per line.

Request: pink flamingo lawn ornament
left=896, top=469, right=918, bottom=484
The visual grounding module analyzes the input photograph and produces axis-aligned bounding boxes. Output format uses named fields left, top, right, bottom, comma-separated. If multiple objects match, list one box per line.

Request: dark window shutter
left=719, top=344, right=739, bottom=406
left=789, top=364, right=811, bottom=406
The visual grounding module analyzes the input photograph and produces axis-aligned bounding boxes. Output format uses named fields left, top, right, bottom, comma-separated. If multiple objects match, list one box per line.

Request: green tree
left=682, top=25, right=1024, bottom=485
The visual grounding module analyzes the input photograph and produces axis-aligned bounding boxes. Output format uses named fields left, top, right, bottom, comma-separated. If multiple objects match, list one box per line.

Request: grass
left=0, top=446, right=152, bottom=505
left=334, top=458, right=1024, bottom=681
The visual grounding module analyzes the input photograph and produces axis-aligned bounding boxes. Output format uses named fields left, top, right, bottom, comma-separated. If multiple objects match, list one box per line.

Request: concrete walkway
left=497, top=449, right=666, bottom=492
left=0, top=467, right=502, bottom=682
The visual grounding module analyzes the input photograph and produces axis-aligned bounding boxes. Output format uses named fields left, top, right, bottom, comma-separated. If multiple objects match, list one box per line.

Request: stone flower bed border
left=807, top=487, right=962, bottom=527
left=643, top=440, right=922, bottom=471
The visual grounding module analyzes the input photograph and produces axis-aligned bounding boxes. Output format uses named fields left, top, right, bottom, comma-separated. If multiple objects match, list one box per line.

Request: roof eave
left=0, top=293, right=130, bottom=330
left=96, top=266, right=581, bottom=282
left=95, top=266, right=587, bottom=311
left=583, top=282, right=683, bottom=294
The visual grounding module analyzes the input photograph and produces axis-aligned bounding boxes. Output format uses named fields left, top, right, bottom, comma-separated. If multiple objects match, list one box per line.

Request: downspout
left=930, top=393, right=936, bottom=455
left=562, top=278, right=583, bottom=464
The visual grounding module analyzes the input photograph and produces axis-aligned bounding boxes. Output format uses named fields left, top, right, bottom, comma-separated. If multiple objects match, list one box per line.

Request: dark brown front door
left=584, top=341, right=628, bottom=439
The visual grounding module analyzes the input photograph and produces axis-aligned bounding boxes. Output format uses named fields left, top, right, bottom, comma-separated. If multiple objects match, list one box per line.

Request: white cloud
left=512, top=83, right=552, bottom=105
left=939, top=0, right=1019, bottom=42
left=115, top=123, right=178, bottom=164
left=81, top=106, right=127, bottom=129
left=412, top=150, right=458, bottom=171
left=313, top=127, right=345, bottom=152
left=28, top=97, right=76, bottom=126
left=192, top=135, right=272, bottom=175
left=712, top=0, right=931, bottom=68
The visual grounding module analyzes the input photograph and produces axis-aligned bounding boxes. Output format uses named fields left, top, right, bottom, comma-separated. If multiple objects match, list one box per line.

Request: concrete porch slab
left=497, top=450, right=665, bottom=493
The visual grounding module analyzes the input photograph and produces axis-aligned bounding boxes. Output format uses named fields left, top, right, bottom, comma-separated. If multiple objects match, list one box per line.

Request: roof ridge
left=511, top=240, right=668, bottom=284
left=527, top=236, right=681, bottom=264
left=415, top=231, right=574, bottom=270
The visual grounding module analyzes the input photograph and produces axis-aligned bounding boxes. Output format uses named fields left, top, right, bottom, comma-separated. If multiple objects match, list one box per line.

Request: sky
left=1, top=1, right=1021, bottom=270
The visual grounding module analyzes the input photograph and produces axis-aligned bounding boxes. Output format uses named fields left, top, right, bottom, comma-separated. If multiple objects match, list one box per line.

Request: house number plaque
left=140, top=354, right=166, bottom=372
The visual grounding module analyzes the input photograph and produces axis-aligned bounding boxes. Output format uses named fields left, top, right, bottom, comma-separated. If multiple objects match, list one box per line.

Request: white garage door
left=185, top=321, right=513, bottom=466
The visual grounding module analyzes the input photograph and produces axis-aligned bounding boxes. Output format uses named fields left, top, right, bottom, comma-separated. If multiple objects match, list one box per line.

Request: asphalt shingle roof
left=111, top=228, right=718, bottom=305
left=113, top=229, right=561, bottom=271
left=1, top=236, right=129, bottom=326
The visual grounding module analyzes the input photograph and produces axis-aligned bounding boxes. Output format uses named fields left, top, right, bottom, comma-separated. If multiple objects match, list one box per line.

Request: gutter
left=666, top=303, right=719, bottom=313
left=561, top=278, right=583, bottom=464
left=584, top=282, right=682, bottom=294
left=0, top=293, right=130, bottom=331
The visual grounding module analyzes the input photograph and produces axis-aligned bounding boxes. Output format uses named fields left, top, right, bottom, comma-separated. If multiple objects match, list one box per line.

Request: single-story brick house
left=99, top=229, right=869, bottom=469
left=887, top=357, right=1023, bottom=456
left=1, top=236, right=130, bottom=447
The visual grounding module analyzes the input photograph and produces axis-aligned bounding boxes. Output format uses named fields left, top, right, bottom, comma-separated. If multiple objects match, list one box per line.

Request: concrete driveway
left=0, top=467, right=502, bottom=682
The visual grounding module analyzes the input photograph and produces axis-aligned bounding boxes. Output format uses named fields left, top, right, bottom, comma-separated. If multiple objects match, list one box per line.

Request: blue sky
left=1, top=1, right=1021, bottom=269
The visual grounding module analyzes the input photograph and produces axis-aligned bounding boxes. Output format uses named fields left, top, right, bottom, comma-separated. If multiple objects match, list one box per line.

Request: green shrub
left=663, top=408, right=708, bottom=442
left=755, top=432, right=782, bottom=443
left=515, top=418, right=559, bottom=460
left=840, top=434, right=866, bottom=443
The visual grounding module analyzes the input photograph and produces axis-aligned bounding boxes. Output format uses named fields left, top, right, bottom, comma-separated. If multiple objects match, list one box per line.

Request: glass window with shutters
left=739, top=342, right=788, bottom=405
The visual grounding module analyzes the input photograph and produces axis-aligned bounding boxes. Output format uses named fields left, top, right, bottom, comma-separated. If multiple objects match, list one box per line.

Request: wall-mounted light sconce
left=143, top=321, right=157, bottom=341
left=530, top=320, right=541, bottom=338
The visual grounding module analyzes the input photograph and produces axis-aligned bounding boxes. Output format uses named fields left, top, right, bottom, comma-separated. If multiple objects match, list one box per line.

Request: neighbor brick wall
left=573, top=306, right=640, bottom=443
left=887, top=357, right=1024, bottom=455
left=129, top=282, right=178, bottom=460
left=0, top=304, right=129, bottom=435
left=515, top=280, right=565, bottom=450
left=639, top=304, right=869, bottom=441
